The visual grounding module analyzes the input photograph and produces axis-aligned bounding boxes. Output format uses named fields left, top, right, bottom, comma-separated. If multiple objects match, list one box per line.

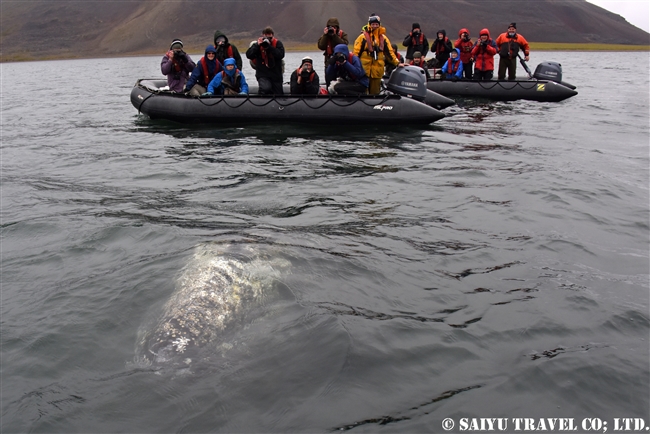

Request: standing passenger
left=470, top=29, right=497, bottom=81
left=455, top=29, right=474, bottom=79
left=213, top=30, right=244, bottom=71
left=402, top=23, right=429, bottom=61
left=317, top=17, right=349, bottom=84
left=246, top=27, right=285, bottom=95
left=496, top=23, right=530, bottom=80
left=430, top=30, right=453, bottom=68
left=353, top=14, right=400, bottom=95
left=161, top=39, right=196, bottom=93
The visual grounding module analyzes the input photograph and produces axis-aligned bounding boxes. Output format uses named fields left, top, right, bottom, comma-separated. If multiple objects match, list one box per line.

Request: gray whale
left=136, top=244, right=291, bottom=370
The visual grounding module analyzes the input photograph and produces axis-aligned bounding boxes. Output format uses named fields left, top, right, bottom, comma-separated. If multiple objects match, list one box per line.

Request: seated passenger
left=441, top=48, right=463, bottom=80
left=184, top=45, right=223, bottom=96
left=409, top=51, right=431, bottom=80
left=325, top=44, right=369, bottom=95
left=161, top=39, right=196, bottom=93
left=290, top=56, right=320, bottom=95
left=203, top=58, right=249, bottom=96
left=385, top=43, right=404, bottom=77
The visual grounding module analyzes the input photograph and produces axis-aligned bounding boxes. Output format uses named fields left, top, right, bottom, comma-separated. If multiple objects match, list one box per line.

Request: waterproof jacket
left=402, top=31, right=429, bottom=59
left=186, top=45, right=223, bottom=90
left=245, top=37, right=285, bottom=80
left=207, top=58, right=249, bottom=94
left=471, top=30, right=498, bottom=72
left=290, top=68, right=321, bottom=95
left=431, top=30, right=453, bottom=66
left=213, top=30, right=243, bottom=70
left=495, top=32, right=530, bottom=59
left=317, top=18, right=349, bottom=66
left=454, top=29, right=474, bottom=64
left=325, top=44, right=369, bottom=88
left=353, top=25, right=399, bottom=79
left=161, top=51, right=196, bottom=92
left=441, top=49, right=464, bottom=79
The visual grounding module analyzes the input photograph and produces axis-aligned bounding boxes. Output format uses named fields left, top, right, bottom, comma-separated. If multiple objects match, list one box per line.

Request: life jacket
left=411, top=33, right=424, bottom=47
left=447, top=58, right=461, bottom=73
left=325, top=30, right=345, bottom=56
left=220, top=69, right=242, bottom=94
left=215, top=45, right=234, bottom=62
left=409, top=59, right=424, bottom=67
left=500, top=35, right=520, bottom=59
left=360, top=30, right=385, bottom=55
left=199, top=57, right=220, bottom=85
left=435, top=37, right=450, bottom=55
left=295, top=67, right=316, bottom=82
left=260, top=38, right=278, bottom=68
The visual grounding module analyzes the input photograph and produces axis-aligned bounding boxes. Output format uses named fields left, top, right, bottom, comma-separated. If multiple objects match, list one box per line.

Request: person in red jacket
left=470, top=29, right=497, bottom=81
left=495, top=23, right=530, bottom=80
left=455, top=28, right=474, bottom=79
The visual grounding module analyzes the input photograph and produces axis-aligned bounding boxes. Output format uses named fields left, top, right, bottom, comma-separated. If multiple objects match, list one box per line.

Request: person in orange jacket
left=495, top=23, right=530, bottom=80
left=470, top=29, right=497, bottom=81
left=455, top=28, right=474, bottom=79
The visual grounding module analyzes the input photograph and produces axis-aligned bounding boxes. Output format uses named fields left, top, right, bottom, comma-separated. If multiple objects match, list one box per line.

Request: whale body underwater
left=136, top=244, right=292, bottom=371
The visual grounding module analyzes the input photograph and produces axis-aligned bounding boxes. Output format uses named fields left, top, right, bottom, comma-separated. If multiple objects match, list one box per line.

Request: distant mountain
left=1, top=0, right=648, bottom=61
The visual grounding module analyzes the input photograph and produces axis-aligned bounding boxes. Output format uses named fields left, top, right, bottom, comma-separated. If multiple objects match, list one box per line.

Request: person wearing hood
left=246, top=26, right=285, bottom=95
left=454, top=28, right=474, bottom=79
left=402, top=23, right=429, bottom=61
left=290, top=56, right=320, bottom=95
left=161, top=39, right=196, bottom=93
left=470, top=29, right=498, bottom=81
left=317, top=17, right=349, bottom=83
left=441, top=48, right=463, bottom=80
left=431, top=29, right=453, bottom=68
left=184, top=45, right=223, bottom=96
left=325, top=44, right=369, bottom=95
left=353, top=14, right=401, bottom=94
left=495, top=23, right=530, bottom=80
left=409, top=51, right=431, bottom=80
left=213, top=30, right=243, bottom=70
left=204, top=58, right=249, bottom=96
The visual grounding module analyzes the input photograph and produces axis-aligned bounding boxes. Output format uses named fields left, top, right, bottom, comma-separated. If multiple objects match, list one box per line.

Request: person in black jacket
left=402, top=23, right=429, bottom=61
left=213, top=30, right=243, bottom=71
left=431, top=29, right=453, bottom=68
left=290, top=56, right=320, bottom=95
left=246, top=26, right=286, bottom=95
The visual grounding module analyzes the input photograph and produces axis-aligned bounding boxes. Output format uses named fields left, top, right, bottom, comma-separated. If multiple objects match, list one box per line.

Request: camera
left=327, top=26, right=335, bottom=35
left=335, top=52, right=346, bottom=63
left=300, top=68, right=311, bottom=78
left=412, top=30, right=420, bottom=37
left=261, top=38, right=271, bottom=48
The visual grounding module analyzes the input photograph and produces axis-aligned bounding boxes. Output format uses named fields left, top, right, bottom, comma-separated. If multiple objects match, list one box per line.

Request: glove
left=451, top=76, right=458, bottom=82
left=328, top=56, right=337, bottom=66
left=201, top=92, right=213, bottom=97
left=239, top=91, right=247, bottom=95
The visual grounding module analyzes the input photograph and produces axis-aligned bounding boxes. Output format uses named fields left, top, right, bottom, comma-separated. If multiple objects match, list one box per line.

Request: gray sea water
left=1, top=51, right=649, bottom=433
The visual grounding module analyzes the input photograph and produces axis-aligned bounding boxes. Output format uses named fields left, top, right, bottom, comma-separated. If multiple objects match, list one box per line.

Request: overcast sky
left=586, top=0, right=649, bottom=32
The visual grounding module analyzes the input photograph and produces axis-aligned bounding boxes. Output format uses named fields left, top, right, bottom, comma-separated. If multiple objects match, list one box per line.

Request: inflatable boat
left=426, top=61, right=578, bottom=102
left=131, top=66, right=450, bottom=125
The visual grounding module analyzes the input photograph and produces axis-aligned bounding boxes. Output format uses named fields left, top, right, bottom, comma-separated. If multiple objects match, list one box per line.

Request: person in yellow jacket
left=353, top=14, right=402, bottom=95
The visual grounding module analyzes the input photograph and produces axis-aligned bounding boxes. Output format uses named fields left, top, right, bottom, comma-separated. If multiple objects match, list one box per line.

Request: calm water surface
left=1, top=51, right=649, bottom=433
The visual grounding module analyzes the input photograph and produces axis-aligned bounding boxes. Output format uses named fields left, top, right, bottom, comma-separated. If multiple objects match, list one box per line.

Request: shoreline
left=2, top=42, right=649, bottom=63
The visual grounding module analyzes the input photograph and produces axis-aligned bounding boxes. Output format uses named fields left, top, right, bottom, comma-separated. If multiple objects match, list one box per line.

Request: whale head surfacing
left=136, top=244, right=291, bottom=372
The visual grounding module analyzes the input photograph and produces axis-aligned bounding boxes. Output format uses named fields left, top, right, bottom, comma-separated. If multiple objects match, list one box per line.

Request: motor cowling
left=386, top=66, right=428, bottom=101
left=533, top=62, right=563, bottom=83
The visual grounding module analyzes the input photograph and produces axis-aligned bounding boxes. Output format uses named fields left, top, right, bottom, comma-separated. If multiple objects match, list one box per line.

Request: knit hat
left=479, top=29, right=490, bottom=36
left=368, top=14, right=380, bottom=25
left=413, top=51, right=422, bottom=59
left=170, top=39, right=183, bottom=50
left=509, top=22, right=517, bottom=29
left=326, top=17, right=340, bottom=27
left=412, top=23, right=420, bottom=30
left=205, top=45, right=216, bottom=55
left=301, top=56, right=313, bottom=67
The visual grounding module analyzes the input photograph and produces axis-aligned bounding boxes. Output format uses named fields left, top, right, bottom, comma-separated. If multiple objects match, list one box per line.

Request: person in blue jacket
left=203, top=58, right=249, bottom=96
left=325, top=44, right=369, bottom=95
left=184, top=45, right=223, bottom=96
left=441, top=48, right=464, bottom=80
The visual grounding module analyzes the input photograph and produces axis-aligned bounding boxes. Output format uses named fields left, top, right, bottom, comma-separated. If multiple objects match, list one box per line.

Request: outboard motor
left=386, top=66, right=428, bottom=101
left=533, top=61, right=576, bottom=90
left=533, top=61, right=563, bottom=83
